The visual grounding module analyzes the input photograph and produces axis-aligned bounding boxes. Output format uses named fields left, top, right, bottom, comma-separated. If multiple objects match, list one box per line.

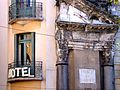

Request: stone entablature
left=55, top=21, right=117, bottom=65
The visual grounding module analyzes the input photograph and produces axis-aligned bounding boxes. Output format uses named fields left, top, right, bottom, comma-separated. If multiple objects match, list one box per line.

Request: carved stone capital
left=102, top=46, right=113, bottom=66
left=55, top=30, right=69, bottom=65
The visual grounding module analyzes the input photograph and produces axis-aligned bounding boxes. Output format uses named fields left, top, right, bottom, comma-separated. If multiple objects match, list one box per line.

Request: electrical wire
left=0, top=25, right=55, bottom=37
left=0, top=84, right=56, bottom=89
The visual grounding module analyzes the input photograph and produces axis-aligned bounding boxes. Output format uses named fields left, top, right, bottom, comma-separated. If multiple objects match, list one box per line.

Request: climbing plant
left=109, top=0, right=119, bottom=4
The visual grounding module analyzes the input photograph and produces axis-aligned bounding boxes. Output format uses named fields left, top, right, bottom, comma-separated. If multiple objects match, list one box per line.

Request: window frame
left=14, top=32, right=35, bottom=74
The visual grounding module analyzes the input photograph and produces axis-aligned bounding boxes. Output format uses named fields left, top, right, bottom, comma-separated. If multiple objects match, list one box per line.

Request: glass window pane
left=18, top=33, right=32, bottom=41
left=19, top=34, right=24, bottom=40
left=25, top=34, right=32, bottom=40
left=19, top=43, right=25, bottom=65
left=18, top=44, right=21, bottom=65
left=26, top=42, right=32, bottom=65
left=15, top=32, right=34, bottom=67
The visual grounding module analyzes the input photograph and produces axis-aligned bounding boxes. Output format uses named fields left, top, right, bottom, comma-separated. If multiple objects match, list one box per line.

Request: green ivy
left=114, top=0, right=119, bottom=4
left=109, top=0, right=119, bottom=4
left=113, top=15, right=120, bottom=24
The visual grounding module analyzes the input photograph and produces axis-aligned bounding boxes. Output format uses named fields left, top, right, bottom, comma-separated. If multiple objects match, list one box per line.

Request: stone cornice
left=56, top=21, right=118, bottom=33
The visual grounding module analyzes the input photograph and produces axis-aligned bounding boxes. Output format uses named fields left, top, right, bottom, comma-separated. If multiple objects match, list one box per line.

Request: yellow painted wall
left=8, top=0, right=57, bottom=90
left=11, top=21, right=42, bottom=33
left=8, top=0, right=47, bottom=88
left=10, top=81, right=41, bottom=90
left=8, top=20, right=46, bottom=90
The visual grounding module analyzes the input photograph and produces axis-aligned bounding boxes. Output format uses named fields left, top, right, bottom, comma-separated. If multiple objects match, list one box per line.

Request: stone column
left=55, top=30, right=69, bottom=90
left=114, top=27, right=120, bottom=90
left=102, top=47, right=115, bottom=90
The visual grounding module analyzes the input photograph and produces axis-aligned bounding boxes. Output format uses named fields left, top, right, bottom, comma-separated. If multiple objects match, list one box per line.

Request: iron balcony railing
left=9, top=2, right=43, bottom=23
left=8, top=61, right=43, bottom=81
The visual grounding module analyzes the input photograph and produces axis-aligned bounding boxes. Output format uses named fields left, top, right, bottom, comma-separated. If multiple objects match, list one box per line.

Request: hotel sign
left=8, top=67, right=34, bottom=78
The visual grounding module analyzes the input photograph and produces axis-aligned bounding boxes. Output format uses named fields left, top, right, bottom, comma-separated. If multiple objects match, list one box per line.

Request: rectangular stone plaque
left=79, top=69, right=96, bottom=84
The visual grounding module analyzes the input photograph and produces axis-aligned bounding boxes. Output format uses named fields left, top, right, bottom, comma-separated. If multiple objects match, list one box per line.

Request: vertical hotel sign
left=79, top=69, right=96, bottom=84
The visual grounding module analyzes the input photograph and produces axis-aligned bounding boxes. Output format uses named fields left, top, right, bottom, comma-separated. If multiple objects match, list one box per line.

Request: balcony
left=8, top=61, right=43, bottom=82
left=9, top=2, right=43, bottom=24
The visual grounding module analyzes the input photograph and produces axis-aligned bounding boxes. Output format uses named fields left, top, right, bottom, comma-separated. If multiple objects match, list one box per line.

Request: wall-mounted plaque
left=79, top=69, right=96, bottom=84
